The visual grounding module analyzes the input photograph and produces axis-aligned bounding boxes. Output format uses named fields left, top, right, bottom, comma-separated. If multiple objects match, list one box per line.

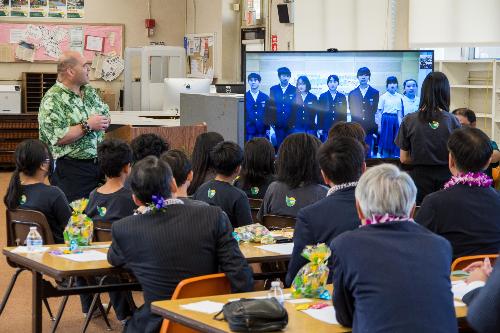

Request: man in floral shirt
left=39, top=51, right=110, bottom=203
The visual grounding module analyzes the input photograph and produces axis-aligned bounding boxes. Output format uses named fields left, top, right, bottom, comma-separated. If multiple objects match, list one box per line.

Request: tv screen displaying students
left=244, top=50, right=433, bottom=158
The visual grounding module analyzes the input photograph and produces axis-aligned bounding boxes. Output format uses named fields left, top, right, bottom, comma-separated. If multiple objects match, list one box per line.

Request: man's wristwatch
left=80, top=120, right=92, bottom=134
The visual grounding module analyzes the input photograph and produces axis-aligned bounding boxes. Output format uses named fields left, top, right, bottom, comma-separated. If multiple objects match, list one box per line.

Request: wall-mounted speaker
left=277, top=4, right=290, bottom=23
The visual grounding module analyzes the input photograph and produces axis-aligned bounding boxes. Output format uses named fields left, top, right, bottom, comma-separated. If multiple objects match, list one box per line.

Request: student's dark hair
left=188, top=132, right=224, bottom=195
left=296, top=75, right=311, bottom=92
left=248, top=72, right=261, bottom=82
left=130, top=133, right=169, bottom=163
left=276, top=133, right=322, bottom=189
left=327, top=121, right=368, bottom=152
left=357, top=67, right=371, bottom=78
left=418, top=71, right=450, bottom=123
left=452, top=108, right=476, bottom=125
left=277, top=67, right=291, bottom=77
left=386, top=76, right=398, bottom=87
left=318, top=137, right=365, bottom=184
left=4, top=139, right=52, bottom=209
left=129, top=156, right=173, bottom=204
left=210, top=141, right=244, bottom=177
left=160, top=149, right=192, bottom=187
left=97, top=139, right=132, bottom=178
left=239, top=138, right=275, bottom=188
left=403, top=79, right=418, bottom=90
left=327, top=75, right=339, bottom=84
left=448, top=127, right=492, bottom=173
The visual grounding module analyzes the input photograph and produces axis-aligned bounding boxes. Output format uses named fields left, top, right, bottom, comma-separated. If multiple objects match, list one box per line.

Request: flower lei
left=139, top=195, right=184, bottom=214
left=443, top=172, right=493, bottom=190
left=364, top=213, right=414, bottom=226
left=327, top=181, right=358, bottom=197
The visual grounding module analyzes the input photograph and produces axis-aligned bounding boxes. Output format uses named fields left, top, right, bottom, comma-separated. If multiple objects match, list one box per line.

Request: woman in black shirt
left=396, top=72, right=461, bottom=204
left=234, top=137, right=276, bottom=199
left=3, top=139, right=71, bottom=244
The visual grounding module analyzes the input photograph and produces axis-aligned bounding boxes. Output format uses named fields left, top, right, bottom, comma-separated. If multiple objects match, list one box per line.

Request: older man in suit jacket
left=108, top=156, right=253, bottom=333
left=331, top=164, right=457, bottom=332
left=286, top=137, right=364, bottom=286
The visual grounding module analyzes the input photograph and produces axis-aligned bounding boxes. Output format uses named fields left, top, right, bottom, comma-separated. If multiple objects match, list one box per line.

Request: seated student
left=416, top=127, right=500, bottom=259
left=108, top=156, right=254, bottom=333
left=193, top=141, right=253, bottom=228
left=286, top=137, right=364, bottom=286
left=257, top=133, right=327, bottom=220
left=3, top=139, right=71, bottom=244
left=327, top=121, right=368, bottom=152
left=160, top=149, right=208, bottom=206
left=461, top=257, right=500, bottom=333
left=81, top=138, right=135, bottom=322
left=331, top=164, right=457, bottom=332
left=234, top=137, right=276, bottom=199
left=130, top=133, right=169, bottom=163
left=187, top=132, right=224, bottom=195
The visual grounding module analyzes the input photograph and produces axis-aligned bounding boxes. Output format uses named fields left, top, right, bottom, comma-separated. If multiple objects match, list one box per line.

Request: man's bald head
left=57, top=51, right=89, bottom=87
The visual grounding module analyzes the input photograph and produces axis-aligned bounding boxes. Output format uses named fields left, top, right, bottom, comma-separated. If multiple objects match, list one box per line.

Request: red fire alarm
left=145, top=19, right=156, bottom=29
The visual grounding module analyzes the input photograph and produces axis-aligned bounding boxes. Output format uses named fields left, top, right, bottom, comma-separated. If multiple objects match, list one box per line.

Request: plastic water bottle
left=267, top=280, right=285, bottom=305
left=26, top=227, right=43, bottom=252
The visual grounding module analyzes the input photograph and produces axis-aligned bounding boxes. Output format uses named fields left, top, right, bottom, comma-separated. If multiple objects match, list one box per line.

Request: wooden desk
left=151, top=288, right=468, bottom=333
left=239, top=242, right=292, bottom=263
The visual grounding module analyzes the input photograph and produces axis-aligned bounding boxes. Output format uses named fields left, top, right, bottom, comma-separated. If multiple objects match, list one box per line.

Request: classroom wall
left=0, top=0, right=186, bottom=103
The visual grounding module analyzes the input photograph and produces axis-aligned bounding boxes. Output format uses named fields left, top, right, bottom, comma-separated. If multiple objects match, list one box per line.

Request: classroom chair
left=159, top=273, right=231, bottom=333
left=451, top=254, right=498, bottom=271
left=248, top=198, right=262, bottom=223
left=1, top=209, right=55, bottom=319
left=261, top=214, right=296, bottom=230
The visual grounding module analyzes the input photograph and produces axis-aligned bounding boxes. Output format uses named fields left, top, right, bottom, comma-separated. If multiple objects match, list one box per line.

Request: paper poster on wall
left=15, top=41, right=35, bottom=62
left=48, top=0, right=66, bottom=18
left=66, top=0, right=83, bottom=18
left=84, top=35, right=104, bottom=52
left=0, top=0, right=10, bottom=16
left=9, top=29, right=25, bottom=43
left=69, top=26, right=83, bottom=52
left=29, top=0, right=48, bottom=17
left=11, top=0, right=29, bottom=17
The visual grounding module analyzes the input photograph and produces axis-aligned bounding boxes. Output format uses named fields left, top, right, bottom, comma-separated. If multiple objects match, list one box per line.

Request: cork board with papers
left=185, top=33, right=216, bottom=79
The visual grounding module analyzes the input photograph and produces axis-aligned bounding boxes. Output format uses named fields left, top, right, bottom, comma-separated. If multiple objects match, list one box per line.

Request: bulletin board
left=185, top=33, right=216, bottom=79
left=0, top=22, right=124, bottom=63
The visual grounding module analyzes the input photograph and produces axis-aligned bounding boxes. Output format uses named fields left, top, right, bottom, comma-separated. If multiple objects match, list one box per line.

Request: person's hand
left=465, top=258, right=493, bottom=283
left=87, top=114, right=110, bottom=131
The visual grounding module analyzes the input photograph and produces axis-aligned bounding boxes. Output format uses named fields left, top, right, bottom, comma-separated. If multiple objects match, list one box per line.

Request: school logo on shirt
left=429, top=121, right=440, bottom=129
left=208, top=189, right=216, bottom=199
left=285, top=196, right=296, bottom=207
left=250, top=187, right=260, bottom=195
left=97, top=206, right=107, bottom=217
left=20, top=194, right=27, bottom=205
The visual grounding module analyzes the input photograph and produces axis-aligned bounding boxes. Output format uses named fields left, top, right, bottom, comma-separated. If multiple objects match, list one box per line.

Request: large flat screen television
left=244, top=50, right=434, bottom=158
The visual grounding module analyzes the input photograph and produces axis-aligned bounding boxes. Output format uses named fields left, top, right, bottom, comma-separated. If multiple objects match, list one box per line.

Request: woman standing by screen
left=395, top=71, right=461, bottom=204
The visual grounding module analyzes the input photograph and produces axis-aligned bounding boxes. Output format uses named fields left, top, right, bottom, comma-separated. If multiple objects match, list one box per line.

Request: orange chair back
left=159, top=273, right=231, bottom=333
left=451, top=254, right=498, bottom=271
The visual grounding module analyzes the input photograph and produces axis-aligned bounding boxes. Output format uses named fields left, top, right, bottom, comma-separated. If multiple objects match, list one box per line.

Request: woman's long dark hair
left=239, top=138, right=275, bottom=189
left=418, top=71, right=450, bottom=123
left=276, top=133, right=322, bottom=189
left=4, top=139, right=52, bottom=209
left=187, top=132, right=224, bottom=195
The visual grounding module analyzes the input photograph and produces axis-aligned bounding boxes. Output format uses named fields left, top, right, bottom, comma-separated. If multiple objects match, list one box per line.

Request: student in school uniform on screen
left=245, top=73, right=269, bottom=141
left=402, top=79, right=420, bottom=116
left=265, top=67, right=296, bottom=148
left=376, top=76, right=404, bottom=158
left=288, top=75, right=318, bottom=136
left=348, top=67, right=379, bottom=157
left=318, top=75, right=347, bottom=142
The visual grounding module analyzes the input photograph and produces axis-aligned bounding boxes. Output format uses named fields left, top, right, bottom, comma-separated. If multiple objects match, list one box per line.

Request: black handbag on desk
left=214, top=298, right=288, bottom=332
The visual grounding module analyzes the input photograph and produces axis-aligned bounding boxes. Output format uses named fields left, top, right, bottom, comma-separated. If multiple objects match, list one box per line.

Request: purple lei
left=443, top=172, right=493, bottom=189
left=364, top=213, right=413, bottom=226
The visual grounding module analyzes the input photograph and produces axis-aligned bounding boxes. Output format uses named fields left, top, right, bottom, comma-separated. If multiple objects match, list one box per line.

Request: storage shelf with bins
left=436, top=60, right=499, bottom=141
left=22, top=72, right=57, bottom=113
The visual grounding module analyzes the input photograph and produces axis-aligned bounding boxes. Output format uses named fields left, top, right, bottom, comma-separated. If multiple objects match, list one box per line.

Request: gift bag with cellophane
left=291, top=243, right=331, bottom=299
left=63, top=199, right=93, bottom=246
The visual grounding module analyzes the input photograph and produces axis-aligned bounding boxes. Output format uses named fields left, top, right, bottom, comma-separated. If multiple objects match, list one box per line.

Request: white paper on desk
left=180, top=301, right=224, bottom=314
left=11, top=246, right=50, bottom=254
left=256, top=243, right=294, bottom=255
left=454, top=300, right=466, bottom=307
left=287, top=298, right=312, bottom=304
left=451, top=280, right=471, bottom=300
left=58, top=250, right=108, bottom=262
left=302, top=306, right=339, bottom=325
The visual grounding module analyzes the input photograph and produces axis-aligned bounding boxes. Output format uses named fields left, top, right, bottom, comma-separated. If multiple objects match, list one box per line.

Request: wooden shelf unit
left=22, top=72, right=57, bottom=113
left=0, top=114, right=39, bottom=167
